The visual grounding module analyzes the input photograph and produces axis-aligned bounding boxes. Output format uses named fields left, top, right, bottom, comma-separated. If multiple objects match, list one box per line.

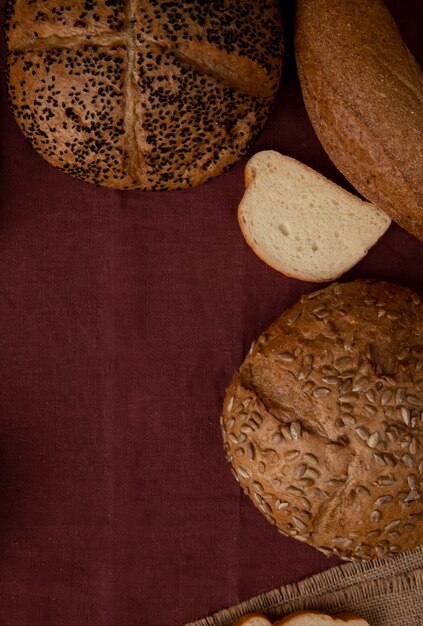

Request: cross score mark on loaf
left=6, top=0, right=282, bottom=189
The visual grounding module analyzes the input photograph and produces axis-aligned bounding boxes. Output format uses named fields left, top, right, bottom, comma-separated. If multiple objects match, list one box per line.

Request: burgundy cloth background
left=0, top=2, right=422, bottom=625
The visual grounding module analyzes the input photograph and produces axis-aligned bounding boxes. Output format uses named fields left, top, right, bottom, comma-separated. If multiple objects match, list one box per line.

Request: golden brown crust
left=295, top=0, right=423, bottom=241
left=6, top=0, right=127, bottom=49
left=134, top=0, right=282, bottom=98
left=133, top=39, right=272, bottom=190
left=7, top=46, right=135, bottom=189
left=233, top=611, right=369, bottom=625
left=221, top=280, right=423, bottom=560
left=233, top=613, right=272, bottom=626
left=5, top=0, right=283, bottom=190
left=334, top=614, right=370, bottom=624
left=273, top=611, right=369, bottom=625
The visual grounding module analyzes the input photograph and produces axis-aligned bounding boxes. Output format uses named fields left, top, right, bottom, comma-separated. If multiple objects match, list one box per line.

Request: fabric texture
left=186, top=547, right=423, bottom=626
left=0, top=1, right=422, bottom=625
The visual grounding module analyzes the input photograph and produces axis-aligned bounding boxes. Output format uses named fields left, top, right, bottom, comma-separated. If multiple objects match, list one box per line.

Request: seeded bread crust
left=7, top=45, right=133, bottom=189
left=295, top=0, right=423, bottom=241
left=6, top=0, right=127, bottom=49
left=5, top=0, right=283, bottom=190
left=221, top=280, right=423, bottom=560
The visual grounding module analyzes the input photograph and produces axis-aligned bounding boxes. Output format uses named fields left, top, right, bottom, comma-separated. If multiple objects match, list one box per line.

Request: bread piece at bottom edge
left=233, top=613, right=272, bottom=626
left=233, top=610, right=370, bottom=625
left=273, top=610, right=370, bottom=625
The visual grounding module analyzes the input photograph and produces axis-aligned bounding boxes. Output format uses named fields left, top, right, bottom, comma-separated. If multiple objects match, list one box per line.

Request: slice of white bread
left=233, top=611, right=369, bottom=626
left=238, top=151, right=391, bottom=282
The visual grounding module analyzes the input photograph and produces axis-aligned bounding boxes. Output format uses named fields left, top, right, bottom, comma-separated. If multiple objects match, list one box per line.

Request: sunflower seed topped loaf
left=221, top=280, right=423, bottom=560
left=5, top=0, right=283, bottom=190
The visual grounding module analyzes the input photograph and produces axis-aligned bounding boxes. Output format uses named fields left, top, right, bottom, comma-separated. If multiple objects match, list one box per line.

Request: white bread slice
left=238, top=151, right=391, bottom=282
left=273, top=611, right=369, bottom=625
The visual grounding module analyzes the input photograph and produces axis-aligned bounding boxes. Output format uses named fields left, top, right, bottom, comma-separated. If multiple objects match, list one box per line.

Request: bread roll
left=273, top=612, right=370, bottom=626
left=221, top=280, right=423, bottom=560
left=295, top=0, right=423, bottom=241
left=5, top=0, right=283, bottom=190
left=233, top=611, right=369, bottom=626
left=233, top=614, right=272, bottom=626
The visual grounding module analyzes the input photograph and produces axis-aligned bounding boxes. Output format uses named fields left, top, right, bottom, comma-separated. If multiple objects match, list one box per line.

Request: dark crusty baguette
left=295, top=0, right=423, bottom=241
left=221, top=280, right=423, bottom=560
left=5, top=0, right=283, bottom=190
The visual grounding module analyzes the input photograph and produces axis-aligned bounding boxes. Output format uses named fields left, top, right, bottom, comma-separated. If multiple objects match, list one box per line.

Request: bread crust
left=273, top=611, right=369, bottom=625
left=233, top=613, right=272, bottom=626
left=295, top=0, right=423, bottom=241
left=221, top=280, right=423, bottom=560
left=7, top=45, right=135, bottom=189
left=5, top=0, right=127, bottom=49
left=232, top=611, right=369, bottom=625
left=5, top=0, right=283, bottom=190
left=273, top=611, right=368, bottom=625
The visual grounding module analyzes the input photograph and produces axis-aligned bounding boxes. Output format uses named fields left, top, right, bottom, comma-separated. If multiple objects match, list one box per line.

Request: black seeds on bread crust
left=8, top=46, right=131, bottom=188
left=222, top=280, right=423, bottom=560
left=5, top=0, right=283, bottom=190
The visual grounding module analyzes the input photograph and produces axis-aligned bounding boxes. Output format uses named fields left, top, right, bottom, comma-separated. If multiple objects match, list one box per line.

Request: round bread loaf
left=5, top=0, right=283, bottom=190
left=221, top=280, right=423, bottom=560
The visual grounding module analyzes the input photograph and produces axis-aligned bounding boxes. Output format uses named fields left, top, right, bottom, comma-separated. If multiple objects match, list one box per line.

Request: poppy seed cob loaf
left=5, top=0, right=283, bottom=190
left=221, top=280, right=423, bottom=560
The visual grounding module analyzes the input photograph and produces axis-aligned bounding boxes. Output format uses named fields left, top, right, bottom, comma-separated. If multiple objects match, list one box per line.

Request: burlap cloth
left=185, top=546, right=423, bottom=626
